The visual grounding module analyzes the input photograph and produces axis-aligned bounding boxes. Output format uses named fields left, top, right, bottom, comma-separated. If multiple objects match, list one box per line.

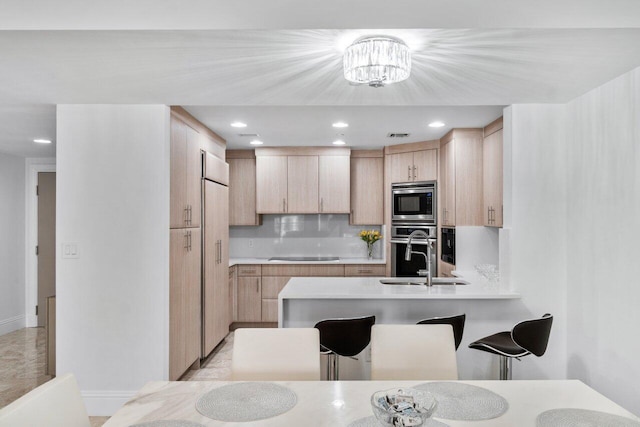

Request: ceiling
left=185, top=106, right=505, bottom=149
left=1, top=26, right=640, bottom=156
left=2, top=0, right=640, bottom=30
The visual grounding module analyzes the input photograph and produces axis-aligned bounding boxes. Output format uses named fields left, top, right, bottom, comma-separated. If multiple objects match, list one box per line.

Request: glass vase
left=367, top=242, right=374, bottom=260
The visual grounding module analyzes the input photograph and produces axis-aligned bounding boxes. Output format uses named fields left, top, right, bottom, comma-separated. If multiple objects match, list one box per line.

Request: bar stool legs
left=499, top=356, right=512, bottom=380
left=326, top=353, right=340, bottom=380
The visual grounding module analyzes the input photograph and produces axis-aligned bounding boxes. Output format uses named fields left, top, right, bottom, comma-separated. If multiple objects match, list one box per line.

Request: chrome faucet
left=404, top=229, right=433, bottom=286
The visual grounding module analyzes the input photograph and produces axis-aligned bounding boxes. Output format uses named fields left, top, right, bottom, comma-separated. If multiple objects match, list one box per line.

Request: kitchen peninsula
left=278, top=275, right=521, bottom=380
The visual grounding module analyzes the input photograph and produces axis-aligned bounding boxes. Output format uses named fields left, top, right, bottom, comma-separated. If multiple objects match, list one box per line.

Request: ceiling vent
left=238, top=133, right=259, bottom=137
left=387, top=133, right=410, bottom=138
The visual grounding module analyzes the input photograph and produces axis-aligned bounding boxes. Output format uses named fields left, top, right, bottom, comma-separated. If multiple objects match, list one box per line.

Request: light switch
left=62, top=243, right=79, bottom=259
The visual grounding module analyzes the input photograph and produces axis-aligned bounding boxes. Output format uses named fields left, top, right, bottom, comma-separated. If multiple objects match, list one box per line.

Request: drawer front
left=261, top=299, right=278, bottom=322
left=261, top=264, right=345, bottom=277
left=237, top=264, right=262, bottom=276
left=344, top=264, right=387, bottom=277
left=261, top=276, right=290, bottom=299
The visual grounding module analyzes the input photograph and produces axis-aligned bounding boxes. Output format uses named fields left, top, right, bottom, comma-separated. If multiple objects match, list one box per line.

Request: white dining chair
left=231, top=328, right=321, bottom=380
left=371, top=324, right=459, bottom=380
left=0, top=373, right=90, bottom=427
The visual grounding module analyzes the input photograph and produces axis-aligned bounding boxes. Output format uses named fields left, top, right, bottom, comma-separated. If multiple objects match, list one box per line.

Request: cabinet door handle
left=256, top=278, right=260, bottom=293
left=184, top=206, right=189, bottom=224
left=408, top=165, right=411, bottom=180
left=189, top=231, right=193, bottom=252
left=358, top=269, right=372, bottom=274
left=283, top=198, right=286, bottom=213
left=184, top=231, right=189, bottom=250
left=413, top=165, right=417, bottom=180
left=320, top=198, right=324, bottom=212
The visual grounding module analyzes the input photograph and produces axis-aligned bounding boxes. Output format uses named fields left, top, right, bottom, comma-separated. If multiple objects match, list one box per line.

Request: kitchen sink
left=379, top=277, right=469, bottom=286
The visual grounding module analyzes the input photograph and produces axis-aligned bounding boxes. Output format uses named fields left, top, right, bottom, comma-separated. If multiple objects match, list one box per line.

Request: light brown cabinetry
left=439, top=130, right=484, bottom=226
left=203, top=180, right=230, bottom=357
left=230, top=263, right=385, bottom=323
left=237, top=276, right=262, bottom=322
left=228, top=152, right=261, bottom=226
left=237, top=265, right=262, bottom=322
left=170, top=116, right=202, bottom=228
left=438, top=260, right=455, bottom=277
left=228, top=266, right=236, bottom=326
left=344, top=264, right=387, bottom=276
left=255, top=148, right=351, bottom=214
left=169, top=228, right=201, bottom=380
left=350, top=152, right=384, bottom=225
left=319, top=156, right=351, bottom=213
left=388, top=149, right=437, bottom=183
left=483, top=118, right=503, bottom=227
left=288, top=156, right=319, bottom=213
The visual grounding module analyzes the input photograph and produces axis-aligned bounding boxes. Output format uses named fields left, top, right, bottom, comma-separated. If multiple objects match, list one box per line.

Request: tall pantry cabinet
left=169, top=107, right=229, bottom=380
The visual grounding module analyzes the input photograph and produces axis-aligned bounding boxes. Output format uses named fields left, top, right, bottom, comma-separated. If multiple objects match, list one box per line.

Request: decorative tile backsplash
left=229, top=214, right=384, bottom=259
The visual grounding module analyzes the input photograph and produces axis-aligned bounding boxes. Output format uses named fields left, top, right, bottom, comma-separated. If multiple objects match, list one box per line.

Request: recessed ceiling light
left=332, top=140, right=346, bottom=146
left=332, top=122, right=349, bottom=128
left=33, top=139, right=52, bottom=144
left=428, top=121, right=445, bottom=128
left=250, top=140, right=263, bottom=145
left=231, top=121, right=247, bottom=128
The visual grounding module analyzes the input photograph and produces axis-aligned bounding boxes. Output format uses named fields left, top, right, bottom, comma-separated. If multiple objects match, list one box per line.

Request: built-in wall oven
left=390, top=225, right=437, bottom=277
left=391, top=181, right=437, bottom=224
left=441, top=227, right=456, bottom=265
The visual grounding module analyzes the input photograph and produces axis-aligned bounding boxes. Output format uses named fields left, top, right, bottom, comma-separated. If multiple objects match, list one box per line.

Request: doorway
left=37, top=172, right=56, bottom=327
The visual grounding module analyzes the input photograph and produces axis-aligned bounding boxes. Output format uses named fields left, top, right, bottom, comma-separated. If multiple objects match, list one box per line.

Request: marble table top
left=103, top=380, right=638, bottom=426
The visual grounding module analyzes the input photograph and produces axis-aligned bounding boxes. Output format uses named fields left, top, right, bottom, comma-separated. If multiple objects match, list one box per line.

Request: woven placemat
left=195, top=382, right=297, bottom=422
left=537, top=409, right=640, bottom=427
left=130, top=421, right=205, bottom=427
left=413, top=382, right=508, bottom=421
left=347, top=415, right=448, bottom=427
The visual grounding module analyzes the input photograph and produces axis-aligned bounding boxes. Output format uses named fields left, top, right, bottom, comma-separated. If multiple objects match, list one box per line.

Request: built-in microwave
left=391, top=181, right=437, bottom=224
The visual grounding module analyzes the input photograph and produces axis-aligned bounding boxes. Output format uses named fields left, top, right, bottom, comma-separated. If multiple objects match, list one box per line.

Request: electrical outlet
left=62, top=243, right=79, bottom=259
left=249, top=239, right=254, bottom=248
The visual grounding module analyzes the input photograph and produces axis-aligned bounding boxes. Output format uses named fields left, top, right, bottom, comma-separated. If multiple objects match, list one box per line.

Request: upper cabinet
left=350, top=151, right=384, bottom=225
left=483, top=117, right=503, bottom=227
left=288, top=156, right=319, bottom=213
left=170, top=117, right=202, bottom=228
left=228, top=151, right=261, bottom=226
left=256, top=155, right=288, bottom=213
left=319, top=155, right=351, bottom=213
left=388, top=149, right=438, bottom=184
left=170, top=108, right=226, bottom=229
left=255, top=148, right=351, bottom=214
left=439, top=129, right=484, bottom=226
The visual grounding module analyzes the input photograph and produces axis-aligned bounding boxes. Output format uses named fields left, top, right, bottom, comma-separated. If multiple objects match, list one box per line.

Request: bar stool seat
left=314, top=315, right=375, bottom=380
left=469, top=313, right=553, bottom=380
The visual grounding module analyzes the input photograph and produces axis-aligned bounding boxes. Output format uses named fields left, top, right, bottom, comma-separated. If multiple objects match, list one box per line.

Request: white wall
left=0, top=152, right=26, bottom=335
left=56, top=105, right=171, bottom=415
left=502, top=104, right=568, bottom=380
left=565, top=67, right=640, bottom=414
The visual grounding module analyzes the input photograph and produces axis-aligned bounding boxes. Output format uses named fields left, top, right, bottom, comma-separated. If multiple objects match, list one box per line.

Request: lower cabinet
left=237, top=276, right=262, bottom=322
left=169, top=228, right=201, bottom=381
left=231, top=263, right=387, bottom=324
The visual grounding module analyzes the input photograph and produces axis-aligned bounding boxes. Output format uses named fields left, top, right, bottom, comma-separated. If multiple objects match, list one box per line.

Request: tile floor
left=0, top=328, right=235, bottom=426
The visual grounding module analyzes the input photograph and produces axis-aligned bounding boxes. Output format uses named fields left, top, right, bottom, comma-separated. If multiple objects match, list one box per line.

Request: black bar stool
left=417, top=314, right=466, bottom=350
left=469, top=313, right=553, bottom=380
left=314, top=315, right=376, bottom=380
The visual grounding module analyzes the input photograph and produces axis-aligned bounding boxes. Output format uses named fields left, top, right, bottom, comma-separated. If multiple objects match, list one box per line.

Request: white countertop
left=279, top=275, right=519, bottom=300
left=229, top=257, right=387, bottom=267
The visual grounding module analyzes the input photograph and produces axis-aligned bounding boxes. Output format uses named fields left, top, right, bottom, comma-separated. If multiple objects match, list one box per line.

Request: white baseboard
left=81, top=390, right=137, bottom=416
left=0, top=314, right=26, bottom=336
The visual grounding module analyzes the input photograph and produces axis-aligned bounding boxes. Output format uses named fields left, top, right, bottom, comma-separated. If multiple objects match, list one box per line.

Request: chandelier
left=343, top=36, right=411, bottom=88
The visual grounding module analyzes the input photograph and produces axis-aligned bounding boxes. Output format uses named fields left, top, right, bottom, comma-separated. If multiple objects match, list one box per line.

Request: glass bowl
left=371, top=388, right=437, bottom=426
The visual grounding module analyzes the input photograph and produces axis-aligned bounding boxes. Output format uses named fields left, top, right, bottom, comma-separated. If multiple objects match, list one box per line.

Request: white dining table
left=103, top=380, right=639, bottom=426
